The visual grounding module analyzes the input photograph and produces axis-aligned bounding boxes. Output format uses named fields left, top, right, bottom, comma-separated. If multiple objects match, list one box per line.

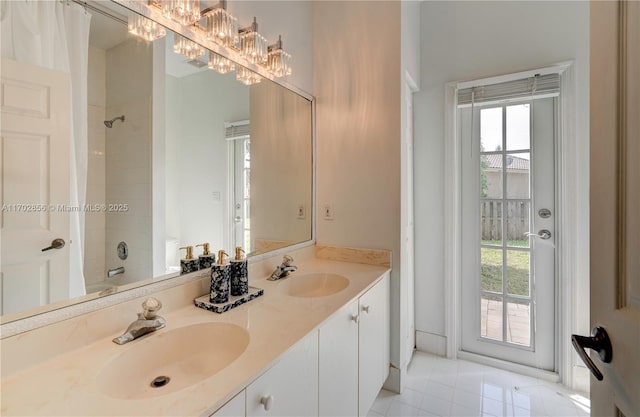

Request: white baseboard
left=383, top=365, right=401, bottom=393
left=415, top=331, right=447, bottom=356
left=457, top=350, right=561, bottom=383
left=572, top=365, right=590, bottom=393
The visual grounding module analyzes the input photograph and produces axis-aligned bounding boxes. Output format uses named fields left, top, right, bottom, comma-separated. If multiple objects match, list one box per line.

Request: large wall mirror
left=0, top=0, right=313, bottom=324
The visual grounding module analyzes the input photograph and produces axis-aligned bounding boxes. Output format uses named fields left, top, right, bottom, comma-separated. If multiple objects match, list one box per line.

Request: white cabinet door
left=358, top=273, right=390, bottom=417
left=318, top=299, right=359, bottom=417
left=211, top=390, right=245, bottom=417
left=246, top=331, right=318, bottom=417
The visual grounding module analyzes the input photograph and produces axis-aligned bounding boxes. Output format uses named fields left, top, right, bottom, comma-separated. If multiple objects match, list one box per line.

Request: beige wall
left=313, top=1, right=402, bottom=369
left=250, top=80, right=313, bottom=253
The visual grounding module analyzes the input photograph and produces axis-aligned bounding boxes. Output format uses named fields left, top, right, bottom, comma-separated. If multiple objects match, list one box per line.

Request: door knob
left=525, top=229, right=552, bottom=240
left=42, top=238, right=65, bottom=251
left=571, top=326, right=612, bottom=381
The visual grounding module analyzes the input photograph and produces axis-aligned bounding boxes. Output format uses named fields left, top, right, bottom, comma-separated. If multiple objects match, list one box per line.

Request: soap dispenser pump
left=179, top=246, right=199, bottom=274
left=196, top=242, right=216, bottom=276
left=230, top=247, right=248, bottom=296
left=210, top=250, right=230, bottom=304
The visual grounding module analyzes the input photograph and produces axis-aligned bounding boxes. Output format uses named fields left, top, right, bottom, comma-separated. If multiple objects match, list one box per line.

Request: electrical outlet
left=323, top=204, right=334, bottom=220
left=297, top=204, right=305, bottom=219
left=212, top=191, right=221, bottom=201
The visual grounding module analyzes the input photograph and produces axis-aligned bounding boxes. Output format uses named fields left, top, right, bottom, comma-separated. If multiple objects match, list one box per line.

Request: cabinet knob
left=362, top=305, right=370, bottom=314
left=351, top=314, right=359, bottom=323
left=260, top=395, right=274, bottom=411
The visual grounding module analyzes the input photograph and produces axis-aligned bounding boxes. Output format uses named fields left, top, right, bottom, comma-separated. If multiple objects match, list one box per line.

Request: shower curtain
left=1, top=0, right=91, bottom=298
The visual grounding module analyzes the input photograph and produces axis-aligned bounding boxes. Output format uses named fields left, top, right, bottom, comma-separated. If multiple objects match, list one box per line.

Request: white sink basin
left=98, top=322, right=249, bottom=399
left=282, top=273, right=349, bottom=298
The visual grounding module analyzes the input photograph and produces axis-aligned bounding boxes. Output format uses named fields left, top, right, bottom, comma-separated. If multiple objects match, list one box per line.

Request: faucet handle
left=282, top=255, right=294, bottom=266
left=142, top=297, right=162, bottom=319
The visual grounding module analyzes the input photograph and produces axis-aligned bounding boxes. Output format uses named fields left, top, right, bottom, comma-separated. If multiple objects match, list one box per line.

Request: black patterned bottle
left=230, top=247, right=248, bottom=296
left=196, top=242, right=216, bottom=277
left=210, top=250, right=230, bottom=304
left=179, top=246, right=199, bottom=275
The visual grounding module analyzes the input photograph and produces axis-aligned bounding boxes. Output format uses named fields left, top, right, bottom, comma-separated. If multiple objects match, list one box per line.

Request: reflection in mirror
left=0, top=0, right=312, bottom=323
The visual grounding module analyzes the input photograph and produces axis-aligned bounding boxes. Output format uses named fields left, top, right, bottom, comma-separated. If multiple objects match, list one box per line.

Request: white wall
left=84, top=45, right=107, bottom=286
left=165, top=70, right=249, bottom=263
left=105, top=38, right=153, bottom=283
left=400, top=0, right=421, bottom=383
left=414, top=0, right=590, bottom=388
left=313, top=0, right=403, bottom=378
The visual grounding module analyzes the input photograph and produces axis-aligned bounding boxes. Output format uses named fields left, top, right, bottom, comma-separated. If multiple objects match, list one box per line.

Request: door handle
left=571, top=326, right=612, bottom=381
left=525, top=229, right=552, bottom=240
left=42, top=238, right=65, bottom=251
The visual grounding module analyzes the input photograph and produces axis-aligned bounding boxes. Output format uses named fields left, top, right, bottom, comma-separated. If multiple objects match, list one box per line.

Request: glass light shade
left=208, top=52, right=235, bottom=74
left=174, top=34, right=205, bottom=59
left=162, top=0, right=201, bottom=25
left=206, top=9, right=239, bottom=47
left=128, top=15, right=166, bottom=41
left=236, top=66, right=262, bottom=86
left=267, top=49, right=292, bottom=77
left=240, top=31, right=268, bottom=64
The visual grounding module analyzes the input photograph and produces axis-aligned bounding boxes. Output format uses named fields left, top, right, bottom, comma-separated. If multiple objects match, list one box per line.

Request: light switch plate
left=323, top=204, right=334, bottom=220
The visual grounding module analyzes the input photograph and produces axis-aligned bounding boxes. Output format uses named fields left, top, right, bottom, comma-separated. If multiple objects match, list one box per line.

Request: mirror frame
left=0, top=0, right=315, bottom=337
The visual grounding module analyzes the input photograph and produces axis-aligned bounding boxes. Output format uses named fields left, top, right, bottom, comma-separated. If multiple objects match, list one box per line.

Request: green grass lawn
left=481, top=239, right=529, bottom=248
left=481, top=247, right=530, bottom=296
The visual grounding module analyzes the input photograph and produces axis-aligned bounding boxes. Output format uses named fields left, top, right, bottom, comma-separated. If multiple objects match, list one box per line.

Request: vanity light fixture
left=140, top=2, right=294, bottom=82
left=266, top=35, right=292, bottom=77
left=162, top=0, right=201, bottom=26
left=128, top=14, right=166, bottom=41
left=208, top=51, right=235, bottom=74
left=236, top=66, right=262, bottom=86
left=239, top=17, right=268, bottom=64
left=202, top=0, right=239, bottom=47
left=174, top=34, right=205, bottom=59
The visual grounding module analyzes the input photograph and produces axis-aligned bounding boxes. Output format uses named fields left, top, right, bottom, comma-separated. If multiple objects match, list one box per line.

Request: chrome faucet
left=268, top=255, right=298, bottom=280
left=112, top=297, right=166, bottom=345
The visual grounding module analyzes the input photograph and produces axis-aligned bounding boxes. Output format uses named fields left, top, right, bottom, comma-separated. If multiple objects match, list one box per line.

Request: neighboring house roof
left=483, top=154, right=529, bottom=171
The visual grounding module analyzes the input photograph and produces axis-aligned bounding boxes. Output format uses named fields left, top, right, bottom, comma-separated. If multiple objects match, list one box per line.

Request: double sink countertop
left=0, top=257, right=389, bottom=416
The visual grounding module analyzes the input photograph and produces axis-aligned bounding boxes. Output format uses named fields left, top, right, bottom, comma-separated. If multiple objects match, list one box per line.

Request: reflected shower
left=104, top=115, right=125, bottom=128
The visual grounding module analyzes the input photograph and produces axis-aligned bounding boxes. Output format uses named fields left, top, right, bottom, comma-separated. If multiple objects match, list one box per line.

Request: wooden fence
left=481, top=201, right=530, bottom=241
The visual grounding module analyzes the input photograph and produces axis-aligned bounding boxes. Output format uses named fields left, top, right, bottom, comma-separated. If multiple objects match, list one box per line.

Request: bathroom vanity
left=0, top=247, right=390, bottom=417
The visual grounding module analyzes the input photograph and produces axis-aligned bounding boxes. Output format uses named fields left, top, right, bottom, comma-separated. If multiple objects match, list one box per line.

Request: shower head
left=104, top=115, right=125, bottom=128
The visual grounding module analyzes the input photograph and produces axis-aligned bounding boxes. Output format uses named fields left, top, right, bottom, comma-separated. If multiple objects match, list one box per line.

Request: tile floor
left=369, top=352, right=590, bottom=417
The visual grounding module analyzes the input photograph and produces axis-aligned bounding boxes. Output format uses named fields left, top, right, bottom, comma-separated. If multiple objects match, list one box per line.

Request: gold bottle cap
left=179, top=246, right=194, bottom=260
left=234, top=247, right=245, bottom=261
left=217, top=250, right=229, bottom=265
left=196, top=243, right=211, bottom=256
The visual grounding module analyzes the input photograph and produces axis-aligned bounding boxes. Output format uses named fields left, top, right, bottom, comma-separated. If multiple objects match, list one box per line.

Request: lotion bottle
left=196, top=242, right=216, bottom=276
left=210, top=250, right=230, bottom=303
left=230, top=247, right=248, bottom=296
left=179, top=246, right=199, bottom=274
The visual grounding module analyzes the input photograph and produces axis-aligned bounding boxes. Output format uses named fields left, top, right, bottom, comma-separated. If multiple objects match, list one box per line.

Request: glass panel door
left=460, top=97, right=556, bottom=370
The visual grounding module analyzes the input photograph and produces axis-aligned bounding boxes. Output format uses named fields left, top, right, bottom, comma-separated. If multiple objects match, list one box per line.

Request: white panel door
left=319, top=299, right=358, bottom=417
left=246, top=331, right=318, bottom=417
left=586, top=1, right=640, bottom=415
left=359, top=273, right=390, bottom=417
left=0, top=59, right=71, bottom=315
